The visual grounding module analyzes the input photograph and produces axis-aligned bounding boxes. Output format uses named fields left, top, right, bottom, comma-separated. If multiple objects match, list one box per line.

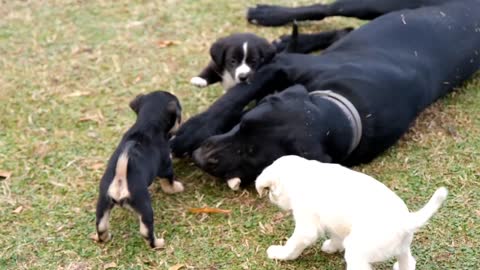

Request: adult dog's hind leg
left=95, top=194, right=114, bottom=242
left=247, top=0, right=429, bottom=26
left=273, top=27, right=353, bottom=54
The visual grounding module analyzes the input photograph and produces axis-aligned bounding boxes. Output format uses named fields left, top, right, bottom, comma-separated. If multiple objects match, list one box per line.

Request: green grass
left=0, top=1, right=479, bottom=269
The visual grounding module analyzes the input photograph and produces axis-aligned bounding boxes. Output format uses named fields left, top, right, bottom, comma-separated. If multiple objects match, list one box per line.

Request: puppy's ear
left=167, top=100, right=181, bottom=132
left=210, top=39, right=226, bottom=67
left=255, top=171, right=276, bottom=197
left=260, top=42, right=276, bottom=64
left=129, top=94, right=145, bottom=114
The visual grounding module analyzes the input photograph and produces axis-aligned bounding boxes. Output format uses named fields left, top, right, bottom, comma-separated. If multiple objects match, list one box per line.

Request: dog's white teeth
left=227, top=177, right=241, bottom=190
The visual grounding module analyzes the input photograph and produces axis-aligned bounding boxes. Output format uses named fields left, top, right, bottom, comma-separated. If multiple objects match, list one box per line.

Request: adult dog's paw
left=247, top=4, right=295, bottom=26
left=190, top=77, right=208, bottom=88
left=267, top=245, right=291, bottom=260
left=170, top=113, right=215, bottom=157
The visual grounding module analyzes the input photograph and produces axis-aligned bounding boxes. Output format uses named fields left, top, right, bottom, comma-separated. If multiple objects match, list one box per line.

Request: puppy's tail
left=407, top=187, right=448, bottom=232
left=111, top=141, right=135, bottom=201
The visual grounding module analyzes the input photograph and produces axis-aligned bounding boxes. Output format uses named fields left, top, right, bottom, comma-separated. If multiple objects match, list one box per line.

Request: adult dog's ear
left=282, top=84, right=309, bottom=97
left=288, top=140, right=332, bottom=163
left=129, top=94, right=145, bottom=114
left=210, top=39, right=226, bottom=67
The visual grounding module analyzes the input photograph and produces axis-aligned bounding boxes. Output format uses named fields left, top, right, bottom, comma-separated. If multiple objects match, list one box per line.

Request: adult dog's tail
left=407, top=187, right=448, bottom=231
left=285, top=20, right=299, bottom=53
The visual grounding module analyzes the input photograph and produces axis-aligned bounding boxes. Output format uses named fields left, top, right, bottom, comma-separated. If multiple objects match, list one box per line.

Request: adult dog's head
left=192, top=85, right=335, bottom=189
left=210, top=33, right=276, bottom=88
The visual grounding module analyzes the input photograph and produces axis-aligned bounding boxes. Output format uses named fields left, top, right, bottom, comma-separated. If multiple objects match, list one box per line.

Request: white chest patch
left=221, top=70, right=237, bottom=90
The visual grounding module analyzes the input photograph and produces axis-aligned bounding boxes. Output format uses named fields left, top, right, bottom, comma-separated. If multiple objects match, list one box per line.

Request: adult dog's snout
left=192, top=144, right=218, bottom=168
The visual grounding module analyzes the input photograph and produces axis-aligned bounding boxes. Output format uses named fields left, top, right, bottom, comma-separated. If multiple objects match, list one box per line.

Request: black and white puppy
left=94, top=91, right=184, bottom=249
left=190, top=33, right=276, bottom=90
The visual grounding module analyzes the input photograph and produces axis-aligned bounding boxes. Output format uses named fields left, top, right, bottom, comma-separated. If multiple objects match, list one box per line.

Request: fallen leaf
left=156, top=40, right=178, bottom=48
left=0, top=171, right=12, bottom=181
left=188, top=207, right=231, bottom=214
left=168, top=264, right=185, bottom=270
left=90, top=162, right=104, bottom=170
left=103, top=262, right=117, bottom=270
left=133, top=75, right=142, bottom=84
left=63, top=91, right=91, bottom=98
left=13, top=206, right=23, bottom=214
left=79, top=111, right=104, bottom=124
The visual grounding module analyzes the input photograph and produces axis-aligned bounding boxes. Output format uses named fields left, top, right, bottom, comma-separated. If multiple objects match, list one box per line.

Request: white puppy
left=255, top=155, right=448, bottom=270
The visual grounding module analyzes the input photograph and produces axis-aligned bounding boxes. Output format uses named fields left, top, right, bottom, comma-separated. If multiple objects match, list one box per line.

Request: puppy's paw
left=91, top=231, right=111, bottom=243
left=159, top=179, right=185, bottom=194
left=190, top=77, right=208, bottom=88
left=153, top=238, right=165, bottom=249
left=267, top=245, right=290, bottom=260
left=171, top=180, right=185, bottom=193
left=321, top=239, right=342, bottom=254
left=393, top=262, right=399, bottom=270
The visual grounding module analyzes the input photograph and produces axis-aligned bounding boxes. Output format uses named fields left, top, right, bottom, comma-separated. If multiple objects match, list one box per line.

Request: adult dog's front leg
left=267, top=220, right=319, bottom=260
left=171, top=64, right=289, bottom=157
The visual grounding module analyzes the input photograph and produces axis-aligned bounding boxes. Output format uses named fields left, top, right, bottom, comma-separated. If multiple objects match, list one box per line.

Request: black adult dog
left=172, top=0, right=480, bottom=188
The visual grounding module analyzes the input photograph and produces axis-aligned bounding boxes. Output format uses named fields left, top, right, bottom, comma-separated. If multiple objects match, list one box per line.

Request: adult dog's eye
left=230, top=59, right=237, bottom=65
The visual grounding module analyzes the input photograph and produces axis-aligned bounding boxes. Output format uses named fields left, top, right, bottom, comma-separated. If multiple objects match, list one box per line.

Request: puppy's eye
left=230, top=59, right=237, bottom=65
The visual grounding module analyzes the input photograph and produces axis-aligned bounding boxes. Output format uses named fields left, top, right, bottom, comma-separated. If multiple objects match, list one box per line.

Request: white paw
left=227, top=177, right=241, bottom=190
left=159, top=179, right=184, bottom=194
left=171, top=180, right=185, bottom=193
left=190, top=77, right=208, bottom=87
left=321, top=239, right=342, bottom=254
left=267, top=245, right=289, bottom=260
left=153, top=238, right=165, bottom=249
left=393, top=262, right=399, bottom=270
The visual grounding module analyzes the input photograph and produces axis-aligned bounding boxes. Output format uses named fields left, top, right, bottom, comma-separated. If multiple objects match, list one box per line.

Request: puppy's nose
left=238, top=73, right=249, bottom=82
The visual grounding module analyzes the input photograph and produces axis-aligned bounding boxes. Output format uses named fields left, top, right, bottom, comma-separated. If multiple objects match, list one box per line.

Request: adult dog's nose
left=193, top=145, right=219, bottom=168
left=192, top=148, right=206, bottom=167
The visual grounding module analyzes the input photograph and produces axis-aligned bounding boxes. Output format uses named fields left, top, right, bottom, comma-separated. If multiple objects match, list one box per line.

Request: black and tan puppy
left=190, top=33, right=276, bottom=90
left=94, top=91, right=183, bottom=249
